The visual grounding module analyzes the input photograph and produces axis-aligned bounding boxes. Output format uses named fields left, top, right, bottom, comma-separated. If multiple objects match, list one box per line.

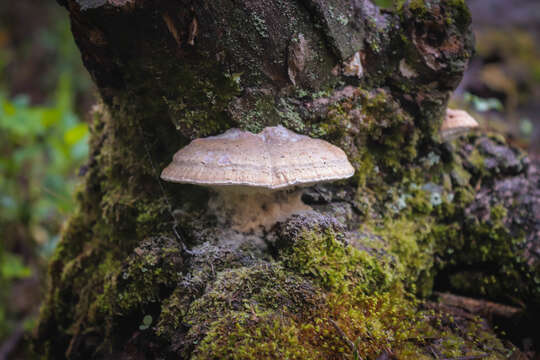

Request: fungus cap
left=161, top=125, right=355, bottom=190
left=441, top=109, right=479, bottom=139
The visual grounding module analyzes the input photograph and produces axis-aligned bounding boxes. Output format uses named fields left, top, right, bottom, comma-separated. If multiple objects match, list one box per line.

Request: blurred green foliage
left=0, top=7, right=91, bottom=342
left=463, top=92, right=504, bottom=112
left=0, top=74, right=89, bottom=339
left=0, top=74, right=89, bottom=247
left=38, top=15, right=93, bottom=101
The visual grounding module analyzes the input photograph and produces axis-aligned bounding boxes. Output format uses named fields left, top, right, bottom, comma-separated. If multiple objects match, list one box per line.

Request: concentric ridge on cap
left=161, top=125, right=355, bottom=189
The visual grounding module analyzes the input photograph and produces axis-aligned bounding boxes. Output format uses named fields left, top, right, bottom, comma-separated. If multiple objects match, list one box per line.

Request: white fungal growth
left=399, top=59, right=417, bottom=79
left=161, top=126, right=355, bottom=233
left=161, top=126, right=355, bottom=189
left=209, top=187, right=311, bottom=233
left=288, top=34, right=308, bottom=86
left=441, top=109, right=479, bottom=140
left=188, top=17, right=198, bottom=46
left=343, top=51, right=363, bottom=78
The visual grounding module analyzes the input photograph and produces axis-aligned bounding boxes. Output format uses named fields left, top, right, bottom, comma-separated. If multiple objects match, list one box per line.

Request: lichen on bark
left=34, top=0, right=539, bottom=358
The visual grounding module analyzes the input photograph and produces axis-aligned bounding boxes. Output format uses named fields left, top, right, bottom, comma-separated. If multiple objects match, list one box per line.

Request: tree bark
left=35, top=0, right=539, bottom=358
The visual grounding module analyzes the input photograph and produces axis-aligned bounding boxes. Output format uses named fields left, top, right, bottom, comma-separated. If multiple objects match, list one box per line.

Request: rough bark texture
left=35, top=0, right=539, bottom=359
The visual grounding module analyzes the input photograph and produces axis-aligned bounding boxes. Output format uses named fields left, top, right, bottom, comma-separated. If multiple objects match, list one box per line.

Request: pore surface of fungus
left=161, top=125, right=354, bottom=232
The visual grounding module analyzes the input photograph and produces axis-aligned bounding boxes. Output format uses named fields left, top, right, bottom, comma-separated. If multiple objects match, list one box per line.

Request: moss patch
left=275, top=216, right=394, bottom=294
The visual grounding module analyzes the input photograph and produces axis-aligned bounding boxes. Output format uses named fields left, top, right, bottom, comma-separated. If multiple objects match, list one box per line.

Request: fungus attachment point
left=161, top=126, right=355, bottom=233
left=208, top=187, right=310, bottom=233
left=441, top=109, right=479, bottom=140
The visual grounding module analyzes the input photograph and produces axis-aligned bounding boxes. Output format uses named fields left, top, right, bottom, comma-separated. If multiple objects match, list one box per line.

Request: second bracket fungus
left=161, top=125, right=355, bottom=232
left=441, top=109, right=479, bottom=140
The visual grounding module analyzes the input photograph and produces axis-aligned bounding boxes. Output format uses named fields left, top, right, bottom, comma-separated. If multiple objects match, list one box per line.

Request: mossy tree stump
left=35, top=0, right=539, bottom=358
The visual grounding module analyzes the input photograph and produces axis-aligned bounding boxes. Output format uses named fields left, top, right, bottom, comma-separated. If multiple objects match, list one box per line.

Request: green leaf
left=64, top=123, right=88, bottom=146
left=1, top=253, right=31, bottom=279
left=41, top=108, right=61, bottom=127
left=2, top=100, right=15, bottom=116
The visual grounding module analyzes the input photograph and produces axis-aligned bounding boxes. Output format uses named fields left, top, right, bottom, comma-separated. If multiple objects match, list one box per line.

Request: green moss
left=439, top=204, right=530, bottom=303
left=371, top=217, right=435, bottom=296
left=407, top=0, right=428, bottom=15
left=194, top=312, right=314, bottom=360
left=35, top=0, right=531, bottom=356
left=235, top=95, right=279, bottom=133
left=279, top=226, right=393, bottom=294
left=251, top=13, right=269, bottom=39
left=230, top=95, right=310, bottom=134
left=164, top=62, right=241, bottom=138
left=351, top=149, right=377, bottom=189
left=319, top=87, right=418, bottom=183
left=181, top=263, right=324, bottom=355
left=181, top=236, right=504, bottom=359
left=35, top=97, right=188, bottom=355
left=450, top=161, right=472, bottom=187
left=305, top=288, right=427, bottom=359
left=405, top=186, right=434, bottom=214
left=193, top=288, right=426, bottom=360
left=446, top=0, right=472, bottom=27
left=466, top=147, right=488, bottom=177
left=395, top=0, right=470, bottom=26
left=185, top=264, right=323, bottom=328
left=155, top=287, right=192, bottom=338
left=97, top=237, right=184, bottom=316
left=277, top=98, right=306, bottom=133
left=425, top=137, right=538, bottom=306
left=193, top=281, right=509, bottom=360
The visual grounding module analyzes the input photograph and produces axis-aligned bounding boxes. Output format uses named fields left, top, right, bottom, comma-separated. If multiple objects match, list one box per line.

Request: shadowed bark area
left=35, top=0, right=539, bottom=359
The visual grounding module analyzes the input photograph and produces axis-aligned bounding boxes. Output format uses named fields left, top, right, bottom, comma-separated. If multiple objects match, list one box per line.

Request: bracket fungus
left=441, top=109, right=479, bottom=140
left=343, top=51, right=364, bottom=78
left=161, top=125, right=355, bottom=232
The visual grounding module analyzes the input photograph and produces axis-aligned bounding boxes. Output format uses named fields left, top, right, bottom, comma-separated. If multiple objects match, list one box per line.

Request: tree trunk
left=35, top=0, right=539, bottom=358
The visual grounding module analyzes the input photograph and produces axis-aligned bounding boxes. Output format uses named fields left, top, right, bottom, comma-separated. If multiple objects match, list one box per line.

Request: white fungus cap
left=441, top=109, right=479, bottom=140
left=161, top=125, right=355, bottom=190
